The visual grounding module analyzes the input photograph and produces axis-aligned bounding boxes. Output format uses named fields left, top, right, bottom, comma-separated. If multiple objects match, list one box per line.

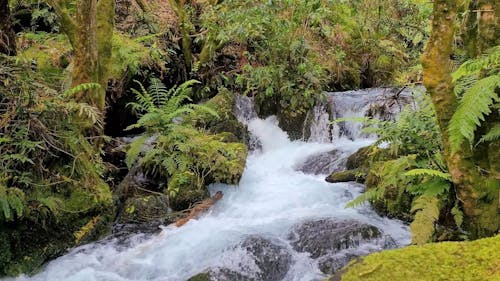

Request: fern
left=404, top=168, right=451, bottom=181
left=62, top=83, right=101, bottom=98
left=477, top=123, right=500, bottom=144
left=345, top=188, right=384, bottom=208
left=449, top=74, right=500, bottom=152
left=410, top=195, right=440, bottom=245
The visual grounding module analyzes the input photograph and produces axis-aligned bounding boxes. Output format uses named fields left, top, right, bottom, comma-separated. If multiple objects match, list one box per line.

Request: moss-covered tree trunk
left=422, top=0, right=499, bottom=237
left=46, top=0, right=114, bottom=112
left=464, top=0, right=499, bottom=58
left=0, top=0, right=16, bottom=55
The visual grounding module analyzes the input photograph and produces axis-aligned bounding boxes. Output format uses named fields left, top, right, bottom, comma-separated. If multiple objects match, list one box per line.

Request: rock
left=116, top=194, right=171, bottom=224
left=296, top=150, right=346, bottom=175
left=240, top=236, right=292, bottom=281
left=346, top=146, right=373, bottom=170
left=288, top=219, right=396, bottom=274
left=288, top=219, right=383, bottom=259
left=325, top=169, right=364, bottom=183
left=169, top=187, right=211, bottom=211
left=189, top=235, right=292, bottom=281
left=188, top=268, right=253, bottom=281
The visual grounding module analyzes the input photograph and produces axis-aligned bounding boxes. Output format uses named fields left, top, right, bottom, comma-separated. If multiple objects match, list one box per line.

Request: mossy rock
left=277, top=110, right=308, bottom=141
left=332, top=235, right=500, bottom=281
left=326, top=169, right=364, bottom=183
left=117, top=194, right=171, bottom=224
left=169, top=187, right=210, bottom=211
left=190, top=88, right=249, bottom=144
left=188, top=273, right=213, bottom=281
left=346, top=146, right=373, bottom=170
left=364, top=168, right=413, bottom=221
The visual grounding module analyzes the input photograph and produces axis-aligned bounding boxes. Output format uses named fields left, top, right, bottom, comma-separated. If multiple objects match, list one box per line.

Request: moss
left=336, top=235, right=500, bottom=281
left=326, top=169, right=364, bottom=183
left=187, top=273, right=212, bottom=281
left=189, top=89, right=249, bottom=143
left=17, top=32, right=70, bottom=81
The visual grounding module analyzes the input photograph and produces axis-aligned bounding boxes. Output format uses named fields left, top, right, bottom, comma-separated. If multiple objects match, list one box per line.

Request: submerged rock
left=189, top=235, right=292, bottom=281
left=288, top=218, right=396, bottom=274
left=296, top=150, right=346, bottom=175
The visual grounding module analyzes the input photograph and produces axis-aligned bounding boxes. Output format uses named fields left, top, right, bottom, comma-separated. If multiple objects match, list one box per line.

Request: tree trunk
left=72, top=0, right=100, bottom=107
left=464, top=0, right=499, bottom=58
left=0, top=0, right=16, bottom=55
left=422, top=0, right=499, bottom=237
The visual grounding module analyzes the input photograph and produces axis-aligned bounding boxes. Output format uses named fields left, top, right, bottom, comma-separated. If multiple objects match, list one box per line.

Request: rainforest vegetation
left=0, top=0, right=498, bottom=279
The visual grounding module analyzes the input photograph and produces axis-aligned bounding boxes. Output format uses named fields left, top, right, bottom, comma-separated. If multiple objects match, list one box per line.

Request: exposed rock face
left=296, top=150, right=347, bottom=175
left=188, top=236, right=292, bottom=281
left=288, top=219, right=397, bottom=274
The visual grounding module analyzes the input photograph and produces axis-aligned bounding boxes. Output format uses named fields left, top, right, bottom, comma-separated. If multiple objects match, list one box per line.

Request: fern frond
left=404, top=168, right=451, bottom=181
left=126, top=135, right=149, bottom=168
left=410, top=195, right=440, bottom=245
left=477, top=123, right=500, bottom=144
left=62, top=83, right=101, bottom=98
left=345, top=188, right=385, bottom=208
left=448, top=74, right=500, bottom=152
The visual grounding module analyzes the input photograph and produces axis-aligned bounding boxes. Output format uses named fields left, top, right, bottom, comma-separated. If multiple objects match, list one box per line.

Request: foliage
left=345, top=91, right=460, bottom=243
left=449, top=46, right=500, bottom=152
left=110, top=33, right=166, bottom=80
left=126, top=79, right=246, bottom=197
left=194, top=0, right=431, bottom=114
left=0, top=55, right=112, bottom=224
left=410, top=196, right=440, bottom=245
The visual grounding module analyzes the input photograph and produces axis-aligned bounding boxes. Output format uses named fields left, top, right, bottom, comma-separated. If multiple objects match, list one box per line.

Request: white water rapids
left=9, top=90, right=416, bottom=281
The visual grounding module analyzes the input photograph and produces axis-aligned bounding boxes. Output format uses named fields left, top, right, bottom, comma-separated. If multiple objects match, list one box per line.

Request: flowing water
left=9, top=90, right=414, bottom=281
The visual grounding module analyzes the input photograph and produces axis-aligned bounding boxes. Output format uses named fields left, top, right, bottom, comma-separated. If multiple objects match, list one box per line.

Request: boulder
left=296, top=150, right=346, bottom=175
left=288, top=219, right=396, bottom=274
left=188, top=235, right=292, bottom=281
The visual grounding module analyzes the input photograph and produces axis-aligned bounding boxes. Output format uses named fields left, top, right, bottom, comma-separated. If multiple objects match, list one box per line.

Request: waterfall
left=305, top=87, right=418, bottom=142
left=7, top=92, right=412, bottom=281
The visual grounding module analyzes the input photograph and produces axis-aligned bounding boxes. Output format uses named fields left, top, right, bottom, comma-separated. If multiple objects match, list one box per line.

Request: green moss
left=17, top=32, right=70, bottom=81
left=338, top=235, right=500, bottom=281
left=326, top=169, right=364, bottom=183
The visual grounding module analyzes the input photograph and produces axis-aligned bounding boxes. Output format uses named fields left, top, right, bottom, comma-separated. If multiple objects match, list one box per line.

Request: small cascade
left=304, top=87, right=418, bottom=142
left=234, top=94, right=258, bottom=124
left=306, top=103, right=332, bottom=143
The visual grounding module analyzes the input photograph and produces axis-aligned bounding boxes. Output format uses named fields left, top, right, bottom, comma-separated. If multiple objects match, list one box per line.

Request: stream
left=10, top=88, right=414, bottom=281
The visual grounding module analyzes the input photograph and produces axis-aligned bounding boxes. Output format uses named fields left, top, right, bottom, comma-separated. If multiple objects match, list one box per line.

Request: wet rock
left=318, top=254, right=359, bottom=275
left=169, top=187, right=211, bottom=211
left=288, top=219, right=396, bottom=274
left=240, top=236, right=292, bottom=281
left=188, top=268, right=253, bottom=281
left=288, top=219, right=383, bottom=259
left=325, top=169, right=364, bottom=183
left=116, top=194, right=171, bottom=224
left=346, top=146, right=372, bottom=170
left=296, top=150, right=346, bottom=175
left=189, top=236, right=292, bottom=281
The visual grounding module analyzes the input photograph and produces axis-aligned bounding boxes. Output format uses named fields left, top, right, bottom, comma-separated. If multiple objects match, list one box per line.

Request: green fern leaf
left=410, top=195, right=440, bottom=245
left=404, top=168, right=451, bottom=180
left=449, top=74, right=500, bottom=152
left=451, top=204, right=463, bottom=228
left=477, top=123, right=500, bottom=144
left=62, top=83, right=101, bottom=98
